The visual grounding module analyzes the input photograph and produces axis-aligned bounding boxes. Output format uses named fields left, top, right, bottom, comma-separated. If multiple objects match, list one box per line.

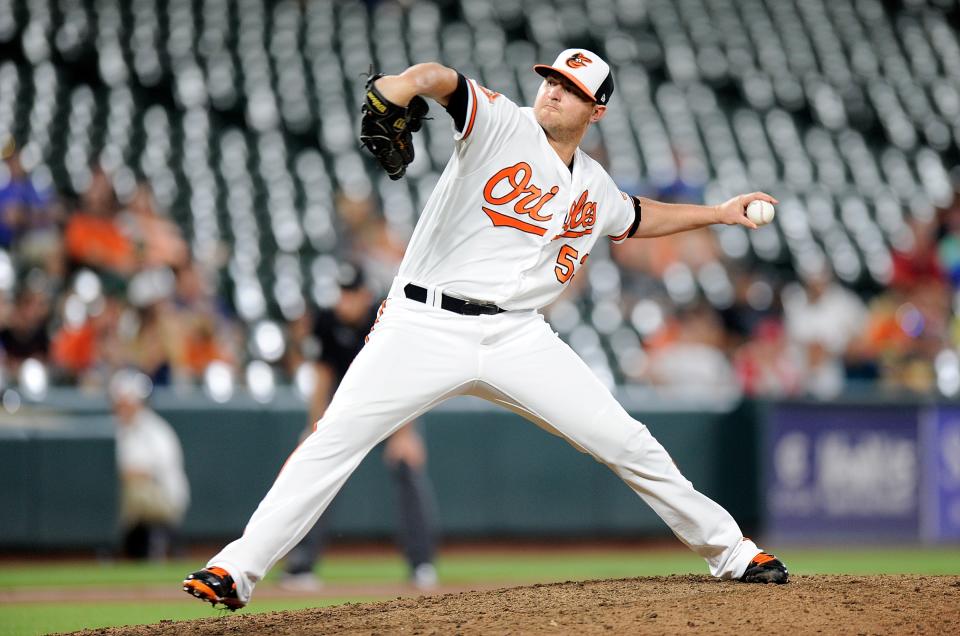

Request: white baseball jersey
left=397, top=78, right=636, bottom=311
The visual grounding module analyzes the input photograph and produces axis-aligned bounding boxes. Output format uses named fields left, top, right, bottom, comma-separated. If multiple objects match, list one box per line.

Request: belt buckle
left=461, top=303, right=481, bottom=316
left=445, top=292, right=498, bottom=316
left=467, top=300, right=499, bottom=316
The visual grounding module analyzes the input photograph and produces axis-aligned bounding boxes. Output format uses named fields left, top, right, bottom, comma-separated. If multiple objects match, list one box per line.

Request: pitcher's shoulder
left=575, top=149, right=614, bottom=181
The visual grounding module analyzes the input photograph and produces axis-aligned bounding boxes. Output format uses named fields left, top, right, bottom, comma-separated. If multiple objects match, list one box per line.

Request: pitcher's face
left=533, top=73, right=605, bottom=139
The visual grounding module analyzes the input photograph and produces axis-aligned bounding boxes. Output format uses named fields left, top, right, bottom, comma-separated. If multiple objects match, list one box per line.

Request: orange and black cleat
left=182, top=566, right=246, bottom=610
left=740, top=552, right=789, bottom=584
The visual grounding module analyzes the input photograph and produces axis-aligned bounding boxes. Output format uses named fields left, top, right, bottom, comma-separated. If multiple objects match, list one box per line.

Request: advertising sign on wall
left=925, top=407, right=960, bottom=541
left=766, top=404, right=921, bottom=541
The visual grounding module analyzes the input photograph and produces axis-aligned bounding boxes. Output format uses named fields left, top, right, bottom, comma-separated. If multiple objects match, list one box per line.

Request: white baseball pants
left=209, top=291, right=762, bottom=602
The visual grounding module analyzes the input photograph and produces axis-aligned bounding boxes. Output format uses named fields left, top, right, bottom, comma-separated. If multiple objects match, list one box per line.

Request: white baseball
left=746, top=200, right=775, bottom=225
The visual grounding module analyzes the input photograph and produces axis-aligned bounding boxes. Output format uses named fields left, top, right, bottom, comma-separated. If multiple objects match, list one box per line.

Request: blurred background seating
left=0, top=0, right=958, bottom=404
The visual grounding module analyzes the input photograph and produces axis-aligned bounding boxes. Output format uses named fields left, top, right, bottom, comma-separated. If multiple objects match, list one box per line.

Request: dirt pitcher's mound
left=69, top=575, right=959, bottom=635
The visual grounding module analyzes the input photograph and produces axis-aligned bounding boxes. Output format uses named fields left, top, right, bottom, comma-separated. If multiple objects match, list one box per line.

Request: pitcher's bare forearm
left=630, top=192, right=778, bottom=238
left=374, top=63, right=459, bottom=107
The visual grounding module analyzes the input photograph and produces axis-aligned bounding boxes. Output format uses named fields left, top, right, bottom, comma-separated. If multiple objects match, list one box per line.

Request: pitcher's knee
left=608, top=424, right=692, bottom=486
left=584, top=412, right=652, bottom=463
left=304, top=413, right=394, bottom=453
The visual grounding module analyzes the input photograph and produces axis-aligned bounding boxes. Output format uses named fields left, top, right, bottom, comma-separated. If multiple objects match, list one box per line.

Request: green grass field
left=1, top=546, right=958, bottom=636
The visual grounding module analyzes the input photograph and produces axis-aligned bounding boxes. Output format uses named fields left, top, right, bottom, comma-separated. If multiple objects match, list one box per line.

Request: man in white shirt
left=184, top=48, right=787, bottom=610
left=112, top=370, right=189, bottom=560
left=782, top=267, right=868, bottom=398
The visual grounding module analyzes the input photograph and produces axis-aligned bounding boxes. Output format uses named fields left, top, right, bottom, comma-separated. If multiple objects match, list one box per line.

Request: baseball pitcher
left=184, top=48, right=787, bottom=610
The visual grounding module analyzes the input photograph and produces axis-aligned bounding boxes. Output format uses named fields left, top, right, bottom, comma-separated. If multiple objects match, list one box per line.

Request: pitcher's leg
left=601, top=405, right=760, bottom=578
left=480, top=318, right=760, bottom=579
left=206, top=301, right=475, bottom=602
left=209, top=395, right=432, bottom=601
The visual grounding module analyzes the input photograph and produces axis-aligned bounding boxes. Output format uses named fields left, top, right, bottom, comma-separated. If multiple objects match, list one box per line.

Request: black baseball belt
left=403, top=283, right=506, bottom=316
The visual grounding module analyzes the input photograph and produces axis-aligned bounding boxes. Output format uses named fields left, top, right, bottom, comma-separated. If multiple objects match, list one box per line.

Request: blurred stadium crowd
left=1, top=0, right=959, bottom=405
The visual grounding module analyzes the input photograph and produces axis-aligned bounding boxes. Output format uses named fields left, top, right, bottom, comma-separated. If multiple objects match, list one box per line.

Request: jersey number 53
left=555, top=244, right=589, bottom=284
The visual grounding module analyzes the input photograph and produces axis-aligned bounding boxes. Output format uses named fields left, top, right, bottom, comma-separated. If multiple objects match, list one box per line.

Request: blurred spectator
left=734, top=319, right=804, bottom=398
left=890, top=218, right=945, bottom=290
left=51, top=290, right=127, bottom=387
left=937, top=194, right=960, bottom=288
left=643, top=149, right=707, bottom=205
left=0, top=144, right=64, bottom=286
left=720, top=268, right=781, bottom=344
left=858, top=281, right=949, bottom=394
left=282, top=305, right=319, bottom=378
left=0, top=276, right=53, bottom=372
left=64, top=166, right=136, bottom=276
left=117, top=183, right=188, bottom=270
left=172, top=260, right=240, bottom=383
left=110, top=370, right=190, bottom=561
left=782, top=268, right=868, bottom=398
left=50, top=303, right=97, bottom=382
left=126, top=267, right=181, bottom=386
left=0, top=288, right=10, bottom=349
left=336, top=191, right=406, bottom=297
left=178, top=312, right=234, bottom=382
left=128, top=302, right=180, bottom=386
left=639, top=303, right=740, bottom=398
left=172, top=259, right=217, bottom=315
left=0, top=148, right=50, bottom=249
left=15, top=194, right=66, bottom=282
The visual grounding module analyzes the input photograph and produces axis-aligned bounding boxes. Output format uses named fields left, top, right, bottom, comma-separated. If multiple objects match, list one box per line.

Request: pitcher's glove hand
left=360, top=73, right=429, bottom=180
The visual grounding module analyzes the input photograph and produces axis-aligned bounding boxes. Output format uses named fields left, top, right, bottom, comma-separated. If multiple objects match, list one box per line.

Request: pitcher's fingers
left=743, top=191, right=779, bottom=205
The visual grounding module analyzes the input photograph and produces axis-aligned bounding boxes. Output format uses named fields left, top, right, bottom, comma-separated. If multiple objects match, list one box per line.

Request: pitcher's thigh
left=482, top=324, right=644, bottom=461
left=319, top=302, right=477, bottom=436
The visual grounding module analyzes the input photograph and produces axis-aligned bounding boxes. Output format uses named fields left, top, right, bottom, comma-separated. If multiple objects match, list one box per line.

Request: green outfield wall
left=1, top=390, right=758, bottom=549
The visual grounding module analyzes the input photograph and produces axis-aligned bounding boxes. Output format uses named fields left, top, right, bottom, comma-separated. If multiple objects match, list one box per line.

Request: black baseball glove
left=360, top=72, right=429, bottom=180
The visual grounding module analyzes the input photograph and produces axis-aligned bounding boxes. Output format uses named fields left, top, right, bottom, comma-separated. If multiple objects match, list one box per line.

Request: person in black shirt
left=281, top=263, right=439, bottom=591
left=0, top=284, right=51, bottom=370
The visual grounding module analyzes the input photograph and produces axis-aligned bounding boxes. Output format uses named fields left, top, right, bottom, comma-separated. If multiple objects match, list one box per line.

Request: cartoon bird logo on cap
left=565, top=52, right=593, bottom=69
